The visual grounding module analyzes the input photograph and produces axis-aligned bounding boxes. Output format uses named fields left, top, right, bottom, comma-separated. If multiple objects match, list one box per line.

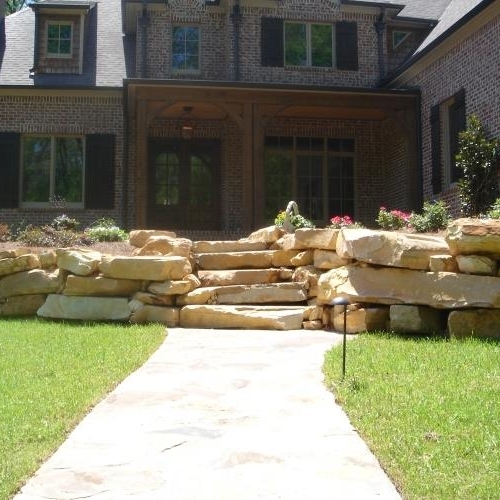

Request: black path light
left=331, top=296, right=350, bottom=379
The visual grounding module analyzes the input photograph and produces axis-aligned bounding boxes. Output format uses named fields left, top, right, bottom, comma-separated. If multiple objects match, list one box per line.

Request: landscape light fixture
left=332, top=296, right=350, bottom=379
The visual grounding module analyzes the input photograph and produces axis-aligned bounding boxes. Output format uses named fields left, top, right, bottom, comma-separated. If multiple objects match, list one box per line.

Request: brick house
left=0, top=0, right=498, bottom=239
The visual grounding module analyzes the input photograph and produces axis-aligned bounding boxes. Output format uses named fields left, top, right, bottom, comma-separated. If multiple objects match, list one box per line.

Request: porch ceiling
left=126, top=80, right=419, bottom=124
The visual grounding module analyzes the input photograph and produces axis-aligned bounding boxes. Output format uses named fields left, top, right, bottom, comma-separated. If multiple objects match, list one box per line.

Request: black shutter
left=430, top=104, right=442, bottom=195
left=336, top=21, right=358, bottom=70
left=261, top=17, right=283, bottom=67
left=85, top=134, right=115, bottom=209
left=449, top=88, right=466, bottom=183
left=0, top=133, right=20, bottom=208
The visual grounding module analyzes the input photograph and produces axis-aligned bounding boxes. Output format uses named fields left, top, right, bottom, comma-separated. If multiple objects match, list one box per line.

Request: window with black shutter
left=336, top=21, right=358, bottom=70
left=261, top=17, right=283, bottom=67
left=0, top=133, right=20, bottom=209
left=85, top=134, right=115, bottom=209
left=448, top=88, right=466, bottom=183
left=430, top=105, right=441, bottom=194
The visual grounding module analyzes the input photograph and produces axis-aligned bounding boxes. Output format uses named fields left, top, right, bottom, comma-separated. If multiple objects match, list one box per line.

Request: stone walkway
left=14, top=328, right=401, bottom=500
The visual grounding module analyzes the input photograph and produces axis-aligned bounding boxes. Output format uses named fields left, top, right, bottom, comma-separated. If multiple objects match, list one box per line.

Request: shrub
left=376, top=207, right=411, bottom=230
left=328, top=215, right=364, bottom=229
left=17, top=225, right=93, bottom=247
left=85, top=218, right=128, bottom=242
left=51, top=214, right=80, bottom=231
left=274, top=210, right=315, bottom=231
left=0, top=223, right=11, bottom=242
left=457, top=115, right=500, bottom=216
left=409, top=201, right=450, bottom=233
left=486, top=198, right=500, bottom=219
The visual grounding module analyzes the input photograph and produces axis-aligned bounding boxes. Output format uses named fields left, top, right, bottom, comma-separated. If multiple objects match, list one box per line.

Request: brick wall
left=136, top=0, right=382, bottom=87
left=0, top=93, right=124, bottom=228
left=405, top=13, right=500, bottom=217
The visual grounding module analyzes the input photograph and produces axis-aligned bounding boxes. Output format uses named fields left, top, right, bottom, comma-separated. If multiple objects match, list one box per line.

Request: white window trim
left=284, top=21, right=334, bottom=68
left=46, top=20, right=74, bottom=59
left=20, top=135, right=85, bottom=209
left=171, top=25, right=201, bottom=74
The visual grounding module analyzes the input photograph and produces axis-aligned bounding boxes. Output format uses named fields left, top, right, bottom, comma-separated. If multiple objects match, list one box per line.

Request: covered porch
left=124, top=80, right=420, bottom=238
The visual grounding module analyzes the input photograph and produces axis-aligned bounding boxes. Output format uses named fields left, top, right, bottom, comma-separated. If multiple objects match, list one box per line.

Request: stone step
left=198, top=268, right=292, bottom=287
left=196, top=249, right=312, bottom=270
left=192, top=239, right=267, bottom=254
left=179, top=305, right=306, bottom=330
left=177, top=282, right=308, bottom=305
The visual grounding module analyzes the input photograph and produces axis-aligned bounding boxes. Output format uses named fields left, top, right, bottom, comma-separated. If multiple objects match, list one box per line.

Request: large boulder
left=129, top=229, right=177, bottom=248
left=38, top=295, right=131, bottom=321
left=196, top=251, right=274, bottom=270
left=129, top=304, right=180, bottom=326
left=148, top=276, right=199, bottom=296
left=313, top=249, right=350, bottom=270
left=198, top=268, right=282, bottom=287
left=317, top=264, right=500, bottom=309
left=294, top=228, right=339, bottom=250
left=64, top=275, right=143, bottom=296
left=271, top=249, right=314, bottom=267
left=456, top=255, right=497, bottom=275
left=99, top=255, right=191, bottom=281
left=245, top=225, right=283, bottom=244
left=390, top=305, right=447, bottom=335
left=448, top=309, right=500, bottom=339
left=0, top=269, right=64, bottom=298
left=56, top=248, right=102, bottom=276
left=336, top=228, right=448, bottom=270
left=0, top=254, right=40, bottom=277
left=179, top=305, right=304, bottom=330
left=0, top=295, right=47, bottom=316
left=330, top=304, right=389, bottom=334
left=133, top=235, right=192, bottom=258
left=177, top=283, right=307, bottom=305
left=446, top=218, right=500, bottom=257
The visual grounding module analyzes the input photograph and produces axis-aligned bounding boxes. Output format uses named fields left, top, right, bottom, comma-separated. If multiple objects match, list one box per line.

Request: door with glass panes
left=264, top=137, right=355, bottom=225
left=148, top=139, right=220, bottom=229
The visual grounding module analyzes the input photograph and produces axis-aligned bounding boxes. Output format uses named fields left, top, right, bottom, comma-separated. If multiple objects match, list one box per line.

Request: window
left=284, top=22, right=333, bottom=67
left=172, top=26, right=200, bottom=72
left=46, top=21, right=72, bottom=57
left=0, top=133, right=115, bottom=210
left=22, top=136, right=84, bottom=207
left=262, top=18, right=357, bottom=70
left=430, top=89, right=466, bottom=193
left=264, top=137, right=355, bottom=224
left=392, top=30, right=411, bottom=49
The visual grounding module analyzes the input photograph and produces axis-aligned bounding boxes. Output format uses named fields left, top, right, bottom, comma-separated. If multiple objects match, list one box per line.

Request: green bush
left=51, top=214, right=80, bottom=231
left=376, top=207, right=411, bottom=230
left=17, top=225, right=93, bottom=247
left=0, top=223, right=11, bottom=242
left=486, top=198, right=500, bottom=219
left=274, top=210, right=315, bottom=230
left=457, top=115, right=500, bottom=216
left=409, top=201, right=450, bottom=233
left=85, top=218, right=128, bottom=242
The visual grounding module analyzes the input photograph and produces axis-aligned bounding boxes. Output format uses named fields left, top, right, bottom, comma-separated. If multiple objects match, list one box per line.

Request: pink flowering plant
left=376, top=207, right=411, bottom=230
left=328, top=215, right=365, bottom=229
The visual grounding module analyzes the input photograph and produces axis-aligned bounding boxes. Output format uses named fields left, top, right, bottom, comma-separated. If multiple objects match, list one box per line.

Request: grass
left=323, top=332, right=500, bottom=500
left=0, top=318, right=166, bottom=500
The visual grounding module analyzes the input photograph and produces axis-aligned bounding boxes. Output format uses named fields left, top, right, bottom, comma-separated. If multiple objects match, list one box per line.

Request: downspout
left=122, top=81, right=129, bottom=230
left=139, top=2, right=150, bottom=78
left=374, top=8, right=386, bottom=83
left=231, top=0, right=241, bottom=81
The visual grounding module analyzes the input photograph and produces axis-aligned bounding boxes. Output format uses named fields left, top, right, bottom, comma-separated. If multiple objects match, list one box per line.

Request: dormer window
left=30, top=1, right=94, bottom=75
left=46, top=21, right=73, bottom=57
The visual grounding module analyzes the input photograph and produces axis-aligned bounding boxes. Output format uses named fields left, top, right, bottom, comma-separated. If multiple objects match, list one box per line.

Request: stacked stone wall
left=3, top=218, right=500, bottom=339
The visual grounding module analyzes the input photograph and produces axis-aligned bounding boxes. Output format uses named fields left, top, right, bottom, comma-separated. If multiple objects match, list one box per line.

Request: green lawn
left=0, top=318, right=165, bottom=500
left=323, top=333, right=500, bottom=500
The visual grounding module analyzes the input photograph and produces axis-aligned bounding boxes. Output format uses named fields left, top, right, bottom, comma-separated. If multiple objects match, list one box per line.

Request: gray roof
left=415, top=0, right=487, bottom=52
left=0, top=0, right=127, bottom=87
